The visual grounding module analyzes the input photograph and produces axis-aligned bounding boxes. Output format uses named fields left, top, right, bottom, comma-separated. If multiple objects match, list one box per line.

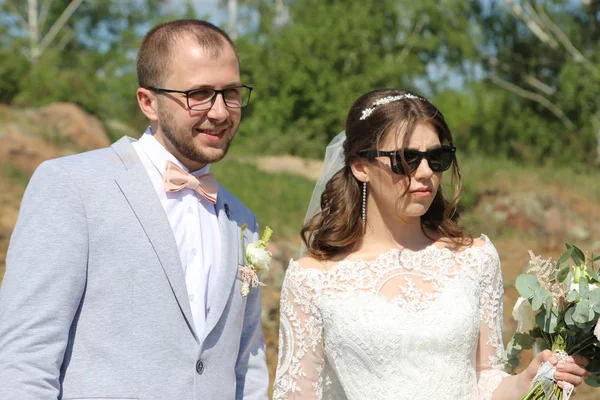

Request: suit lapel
left=203, top=192, right=242, bottom=340
left=112, top=137, right=198, bottom=341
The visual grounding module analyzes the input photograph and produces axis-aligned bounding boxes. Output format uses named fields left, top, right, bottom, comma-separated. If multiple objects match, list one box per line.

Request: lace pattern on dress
left=273, top=235, right=509, bottom=400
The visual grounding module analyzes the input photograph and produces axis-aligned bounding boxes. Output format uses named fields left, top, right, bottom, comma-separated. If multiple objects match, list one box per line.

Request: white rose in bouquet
left=512, top=297, right=536, bottom=334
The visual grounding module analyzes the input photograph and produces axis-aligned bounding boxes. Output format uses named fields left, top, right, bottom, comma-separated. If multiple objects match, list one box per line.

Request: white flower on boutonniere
left=240, top=224, right=273, bottom=297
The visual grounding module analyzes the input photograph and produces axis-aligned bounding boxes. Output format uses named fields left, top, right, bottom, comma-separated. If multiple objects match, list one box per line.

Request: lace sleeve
left=273, top=261, right=325, bottom=400
left=477, top=241, right=510, bottom=400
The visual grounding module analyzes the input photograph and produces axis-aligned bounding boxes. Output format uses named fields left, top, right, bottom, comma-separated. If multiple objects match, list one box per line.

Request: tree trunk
left=28, top=0, right=40, bottom=62
left=228, top=0, right=238, bottom=40
left=23, top=0, right=84, bottom=64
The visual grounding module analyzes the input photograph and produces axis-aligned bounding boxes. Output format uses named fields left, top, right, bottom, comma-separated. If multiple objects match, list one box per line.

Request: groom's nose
left=206, top=93, right=230, bottom=122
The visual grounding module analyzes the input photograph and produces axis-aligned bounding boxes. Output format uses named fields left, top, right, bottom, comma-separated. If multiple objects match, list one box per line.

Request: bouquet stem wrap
left=522, top=351, right=574, bottom=400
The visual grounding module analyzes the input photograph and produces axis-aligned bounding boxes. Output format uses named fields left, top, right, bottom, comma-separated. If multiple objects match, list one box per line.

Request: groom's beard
left=158, top=106, right=235, bottom=166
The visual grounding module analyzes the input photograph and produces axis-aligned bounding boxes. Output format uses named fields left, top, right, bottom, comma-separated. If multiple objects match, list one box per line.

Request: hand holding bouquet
left=505, top=244, right=600, bottom=399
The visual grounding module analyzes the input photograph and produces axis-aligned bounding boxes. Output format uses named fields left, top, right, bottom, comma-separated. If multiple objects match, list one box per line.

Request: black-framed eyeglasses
left=147, top=84, right=253, bottom=110
left=358, top=146, right=456, bottom=175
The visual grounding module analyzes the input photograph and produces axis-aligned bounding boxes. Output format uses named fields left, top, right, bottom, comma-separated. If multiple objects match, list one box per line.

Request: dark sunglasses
left=358, top=146, right=456, bottom=175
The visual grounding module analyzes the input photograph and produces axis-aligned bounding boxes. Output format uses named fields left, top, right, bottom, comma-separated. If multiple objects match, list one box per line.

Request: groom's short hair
left=136, top=19, right=238, bottom=88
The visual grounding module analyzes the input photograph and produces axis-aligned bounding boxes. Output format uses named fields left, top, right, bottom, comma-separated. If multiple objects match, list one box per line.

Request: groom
left=0, top=19, right=268, bottom=399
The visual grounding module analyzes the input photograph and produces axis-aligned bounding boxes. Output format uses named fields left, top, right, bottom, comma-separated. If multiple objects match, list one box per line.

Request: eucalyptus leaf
left=589, top=288, right=600, bottom=312
left=592, top=254, right=600, bottom=262
left=564, top=306, right=576, bottom=327
left=506, top=357, right=520, bottom=370
left=584, top=374, right=600, bottom=387
left=529, top=327, right=544, bottom=340
left=572, top=299, right=594, bottom=323
left=515, top=274, right=541, bottom=299
left=579, top=279, right=589, bottom=298
left=509, top=332, right=535, bottom=350
left=587, top=357, right=600, bottom=374
left=535, top=308, right=558, bottom=333
left=532, top=288, right=551, bottom=311
left=565, top=289, right=580, bottom=303
left=519, top=333, right=535, bottom=349
left=508, top=341, right=522, bottom=352
left=504, top=335, right=523, bottom=356
left=544, top=295, right=553, bottom=314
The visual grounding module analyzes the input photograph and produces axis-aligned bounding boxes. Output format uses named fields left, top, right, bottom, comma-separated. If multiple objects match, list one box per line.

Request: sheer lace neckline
left=293, top=234, right=490, bottom=273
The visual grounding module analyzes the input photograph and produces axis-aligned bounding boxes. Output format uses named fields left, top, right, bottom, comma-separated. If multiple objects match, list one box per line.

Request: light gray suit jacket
left=0, top=137, right=269, bottom=400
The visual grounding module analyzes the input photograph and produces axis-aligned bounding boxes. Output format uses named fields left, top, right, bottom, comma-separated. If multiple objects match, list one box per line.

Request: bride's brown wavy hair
left=301, top=88, right=470, bottom=260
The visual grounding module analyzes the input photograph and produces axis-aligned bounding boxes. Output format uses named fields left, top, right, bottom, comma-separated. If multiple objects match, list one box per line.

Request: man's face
left=153, top=35, right=242, bottom=171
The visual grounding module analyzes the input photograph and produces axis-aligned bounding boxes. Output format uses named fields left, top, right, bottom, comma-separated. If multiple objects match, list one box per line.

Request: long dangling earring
left=361, top=182, right=367, bottom=225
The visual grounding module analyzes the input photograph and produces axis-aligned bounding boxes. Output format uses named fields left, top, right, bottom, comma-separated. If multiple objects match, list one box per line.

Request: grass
left=0, top=163, right=31, bottom=188
left=460, top=155, right=600, bottom=201
left=211, top=159, right=316, bottom=243
left=3, top=152, right=600, bottom=248
left=3, top=152, right=600, bottom=274
left=211, top=154, right=600, bottom=246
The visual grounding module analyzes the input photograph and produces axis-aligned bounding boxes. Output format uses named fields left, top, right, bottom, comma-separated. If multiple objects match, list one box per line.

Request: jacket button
left=196, top=360, right=204, bottom=375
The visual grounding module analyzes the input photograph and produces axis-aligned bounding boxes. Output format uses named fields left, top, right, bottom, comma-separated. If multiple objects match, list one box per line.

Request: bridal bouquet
left=504, top=244, right=600, bottom=399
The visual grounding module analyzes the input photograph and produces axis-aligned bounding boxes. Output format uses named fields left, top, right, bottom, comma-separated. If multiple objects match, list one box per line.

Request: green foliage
left=470, top=0, right=600, bottom=166
left=0, top=50, right=28, bottom=103
left=235, top=0, right=478, bottom=157
left=516, top=274, right=542, bottom=299
left=0, top=0, right=185, bottom=130
left=1, top=0, right=600, bottom=170
left=210, top=159, right=315, bottom=241
left=504, top=332, right=536, bottom=371
left=506, top=243, right=600, bottom=387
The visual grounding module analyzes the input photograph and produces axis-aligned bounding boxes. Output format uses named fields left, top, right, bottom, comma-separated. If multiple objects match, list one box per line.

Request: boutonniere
left=240, top=224, right=273, bottom=297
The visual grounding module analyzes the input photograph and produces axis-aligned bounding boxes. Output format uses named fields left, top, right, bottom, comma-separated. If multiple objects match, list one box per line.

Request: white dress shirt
left=132, top=128, right=221, bottom=338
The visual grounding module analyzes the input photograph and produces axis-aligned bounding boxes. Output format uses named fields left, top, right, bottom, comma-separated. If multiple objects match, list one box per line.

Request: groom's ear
left=349, top=157, right=369, bottom=183
left=137, top=87, right=159, bottom=122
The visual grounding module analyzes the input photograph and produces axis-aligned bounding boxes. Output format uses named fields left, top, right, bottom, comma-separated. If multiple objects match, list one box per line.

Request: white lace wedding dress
left=273, top=235, right=509, bottom=400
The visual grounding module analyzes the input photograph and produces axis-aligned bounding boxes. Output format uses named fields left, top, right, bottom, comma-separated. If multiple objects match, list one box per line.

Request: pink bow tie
left=163, top=160, right=218, bottom=204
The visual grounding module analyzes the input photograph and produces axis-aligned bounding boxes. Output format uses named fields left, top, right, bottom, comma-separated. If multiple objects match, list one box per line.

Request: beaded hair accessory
left=359, top=93, right=425, bottom=120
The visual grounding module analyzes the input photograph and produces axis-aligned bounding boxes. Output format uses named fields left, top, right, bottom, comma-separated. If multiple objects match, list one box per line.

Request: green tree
left=0, top=0, right=190, bottom=134
left=469, top=0, right=600, bottom=165
left=231, top=0, right=479, bottom=157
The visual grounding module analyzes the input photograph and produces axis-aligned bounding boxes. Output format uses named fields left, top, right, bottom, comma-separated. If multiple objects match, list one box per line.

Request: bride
left=272, top=88, right=589, bottom=399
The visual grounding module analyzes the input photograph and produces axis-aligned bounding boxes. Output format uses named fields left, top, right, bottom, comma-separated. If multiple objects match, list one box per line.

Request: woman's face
left=363, top=122, right=444, bottom=222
